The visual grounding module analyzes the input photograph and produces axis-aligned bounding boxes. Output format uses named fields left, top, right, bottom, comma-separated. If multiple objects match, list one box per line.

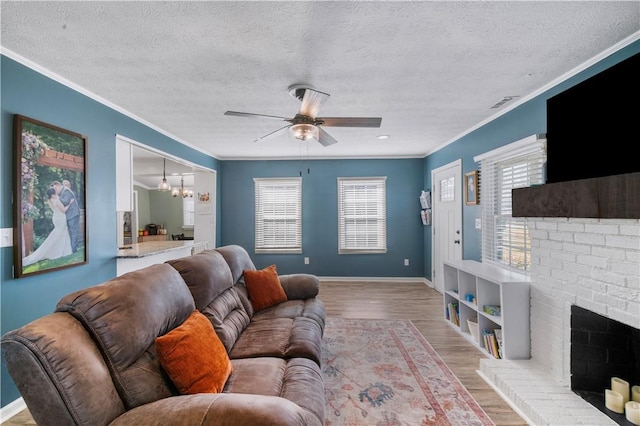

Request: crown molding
left=1, top=47, right=219, bottom=161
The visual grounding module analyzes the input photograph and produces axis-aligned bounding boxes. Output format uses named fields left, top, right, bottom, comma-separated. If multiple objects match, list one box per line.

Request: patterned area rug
left=322, top=318, right=495, bottom=426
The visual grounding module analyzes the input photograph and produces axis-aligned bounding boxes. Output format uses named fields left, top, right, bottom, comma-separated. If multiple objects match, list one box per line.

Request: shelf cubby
left=442, top=260, right=530, bottom=360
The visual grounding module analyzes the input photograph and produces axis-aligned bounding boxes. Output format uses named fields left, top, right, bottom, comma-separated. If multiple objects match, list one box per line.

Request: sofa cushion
left=167, top=252, right=252, bottom=352
left=225, top=357, right=324, bottom=426
left=166, top=251, right=234, bottom=310
left=214, top=245, right=256, bottom=284
left=228, top=316, right=323, bottom=365
left=111, top=393, right=323, bottom=426
left=56, top=263, right=195, bottom=409
left=1, top=313, right=126, bottom=426
left=156, top=310, right=233, bottom=394
left=199, top=287, right=251, bottom=352
left=278, top=274, right=320, bottom=299
left=243, top=264, right=288, bottom=311
left=252, top=298, right=326, bottom=333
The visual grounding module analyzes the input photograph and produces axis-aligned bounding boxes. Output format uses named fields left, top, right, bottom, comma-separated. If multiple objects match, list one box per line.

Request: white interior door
left=431, top=160, right=463, bottom=293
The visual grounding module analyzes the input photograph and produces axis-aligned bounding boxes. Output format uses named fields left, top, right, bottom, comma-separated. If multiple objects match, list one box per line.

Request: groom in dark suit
left=53, top=180, right=80, bottom=253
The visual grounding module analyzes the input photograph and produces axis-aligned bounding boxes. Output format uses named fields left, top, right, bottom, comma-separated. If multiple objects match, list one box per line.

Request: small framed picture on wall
left=465, top=170, right=479, bottom=205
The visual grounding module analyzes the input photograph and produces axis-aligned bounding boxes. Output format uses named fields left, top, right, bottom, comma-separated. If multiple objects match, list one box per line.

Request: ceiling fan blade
left=253, top=125, right=291, bottom=143
left=299, top=89, right=330, bottom=118
left=317, top=117, right=382, bottom=128
left=225, top=111, right=291, bottom=121
left=317, top=127, right=338, bottom=147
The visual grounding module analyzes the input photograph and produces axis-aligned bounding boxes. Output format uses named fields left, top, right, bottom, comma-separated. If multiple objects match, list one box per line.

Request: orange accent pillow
left=243, top=264, right=288, bottom=311
left=155, top=310, right=233, bottom=394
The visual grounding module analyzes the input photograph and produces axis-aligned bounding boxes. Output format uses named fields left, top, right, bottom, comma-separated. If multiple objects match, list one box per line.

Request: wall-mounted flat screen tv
left=546, top=52, right=639, bottom=184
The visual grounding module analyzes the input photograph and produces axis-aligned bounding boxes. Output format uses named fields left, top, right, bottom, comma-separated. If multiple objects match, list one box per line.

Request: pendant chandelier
left=172, top=176, right=193, bottom=198
left=157, top=158, right=171, bottom=191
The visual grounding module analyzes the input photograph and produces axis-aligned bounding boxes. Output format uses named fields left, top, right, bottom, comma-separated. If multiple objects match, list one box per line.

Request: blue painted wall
left=0, top=56, right=221, bottom=406
left=1, top=40, right=638, bottom=408
left=220, top=158, right=426, bottom=276
left=422, top=41, right=639, bottom=274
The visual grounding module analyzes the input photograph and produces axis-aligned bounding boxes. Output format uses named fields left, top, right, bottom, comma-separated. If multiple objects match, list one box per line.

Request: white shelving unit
left=443, top=260, right=530, bottom=360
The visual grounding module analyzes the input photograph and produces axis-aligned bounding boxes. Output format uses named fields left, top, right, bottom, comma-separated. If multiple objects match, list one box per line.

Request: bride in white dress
left=23, top=187, right=74, bottom=266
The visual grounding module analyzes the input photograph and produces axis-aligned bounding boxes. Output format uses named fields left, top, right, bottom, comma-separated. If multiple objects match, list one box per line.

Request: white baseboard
left=0, top=397, right=26, bottom=422
left=319, top=276, right=431, bottom=286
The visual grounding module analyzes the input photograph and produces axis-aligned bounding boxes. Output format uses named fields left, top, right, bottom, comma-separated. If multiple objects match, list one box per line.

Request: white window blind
left=337, top=177, right=387, bottom=254
left=254, top=177, right=302, bottom=254
left=475, top=134, right=546, bottom=271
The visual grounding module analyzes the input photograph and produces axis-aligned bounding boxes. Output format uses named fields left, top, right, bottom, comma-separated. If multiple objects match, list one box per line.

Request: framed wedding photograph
left=465, top=170, right=479, bottom=205
left=14, top=115, right=88, bottom=278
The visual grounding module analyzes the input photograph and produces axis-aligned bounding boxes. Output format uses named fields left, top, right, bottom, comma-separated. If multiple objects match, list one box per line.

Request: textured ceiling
left=2, top=1, right=639, bottom=168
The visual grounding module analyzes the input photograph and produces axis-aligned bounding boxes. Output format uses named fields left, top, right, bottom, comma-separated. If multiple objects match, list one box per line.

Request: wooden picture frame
left=465, top=170, right=479, bottom=205
left=14, top=115, right=88, bottom=278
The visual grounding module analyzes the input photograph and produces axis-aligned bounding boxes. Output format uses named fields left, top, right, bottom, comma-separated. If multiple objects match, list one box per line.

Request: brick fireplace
left=479, top=217, right=640, bottom=425
left=571, top=305, right=640, bottom=423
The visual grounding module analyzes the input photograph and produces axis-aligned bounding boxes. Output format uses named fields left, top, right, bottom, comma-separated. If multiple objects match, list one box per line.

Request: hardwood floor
left=2, top=280, right=526, bottom=425
left=319, top=280, right=526, bottom=426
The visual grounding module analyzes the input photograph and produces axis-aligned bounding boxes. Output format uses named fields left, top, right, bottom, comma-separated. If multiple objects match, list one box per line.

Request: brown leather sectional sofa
left=1, top=245, right=326, bottom=426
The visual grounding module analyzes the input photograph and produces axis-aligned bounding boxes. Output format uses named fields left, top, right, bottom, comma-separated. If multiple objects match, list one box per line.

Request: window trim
left=254, top=177, right=302, bottom=254
left=337, top=176, right=387, bottom=255
left=475, top=134, right=546, bottom=272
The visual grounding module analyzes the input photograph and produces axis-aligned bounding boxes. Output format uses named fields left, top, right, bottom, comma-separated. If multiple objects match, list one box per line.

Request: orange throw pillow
left=243, top=264, right=288, bottom=311
left=155, top=310, right=233, bottom=394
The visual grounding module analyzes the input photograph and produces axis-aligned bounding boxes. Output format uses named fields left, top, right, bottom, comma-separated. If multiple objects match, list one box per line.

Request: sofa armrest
left=110, top=393, right=322, bottom=426
left=278, top=273, right=320, bottom=300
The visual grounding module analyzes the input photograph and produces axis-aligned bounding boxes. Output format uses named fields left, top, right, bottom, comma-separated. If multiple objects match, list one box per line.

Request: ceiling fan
left=224, top=84, right=382, bottom=146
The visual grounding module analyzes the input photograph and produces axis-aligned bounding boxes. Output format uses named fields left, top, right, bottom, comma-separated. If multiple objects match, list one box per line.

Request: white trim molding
left=0, top=397, right=26, bottom=422
left=1, top=48, right=218, bottom=160
left=319, top=276, right=431, bottom=286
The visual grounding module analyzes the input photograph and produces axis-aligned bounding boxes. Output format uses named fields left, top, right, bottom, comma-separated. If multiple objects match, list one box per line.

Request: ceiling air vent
left=490, top=96, right=519, bottom=109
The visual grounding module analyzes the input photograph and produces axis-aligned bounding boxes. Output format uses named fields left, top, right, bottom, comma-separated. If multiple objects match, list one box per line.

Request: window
left=475, top=134, right=546, bottom=271
left=183, top=198, right=194, bottom=228
left=337, top=177, right=387, bottom=254
left=254, top=178, right=302, bottom=253
left=440, top=176, right=455, bottom=202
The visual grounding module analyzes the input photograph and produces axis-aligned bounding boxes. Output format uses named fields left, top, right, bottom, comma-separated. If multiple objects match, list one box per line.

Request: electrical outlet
left=475, top=218, right=482, bottom=229
left=0, top=228, right=12, bottom=248
left=304, top=257, right=310, bottom=265
left=404, top=258, right=409, bottom=266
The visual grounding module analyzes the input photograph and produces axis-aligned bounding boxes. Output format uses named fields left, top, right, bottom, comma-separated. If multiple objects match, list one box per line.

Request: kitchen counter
left=116, top=241, right=194, bottom=276
left=137, top=234, right=168, bottom=243
left=117, top=241, right=193, bottom=258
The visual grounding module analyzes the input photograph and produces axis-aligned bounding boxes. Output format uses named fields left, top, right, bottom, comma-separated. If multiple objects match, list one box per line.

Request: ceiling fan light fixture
left=157, top=158, right=171, bottom=191
left=225, top=86, right=381, bottom=147
left=290, top=123, right=318, bottom=141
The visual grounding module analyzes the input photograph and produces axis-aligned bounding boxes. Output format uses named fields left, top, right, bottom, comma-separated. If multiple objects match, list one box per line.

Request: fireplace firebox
left=571, top=305, right=640, bottom=425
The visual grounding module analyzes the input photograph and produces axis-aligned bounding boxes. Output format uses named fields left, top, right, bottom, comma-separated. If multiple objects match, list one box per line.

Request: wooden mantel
left=512, top=172, right=640, bottom=219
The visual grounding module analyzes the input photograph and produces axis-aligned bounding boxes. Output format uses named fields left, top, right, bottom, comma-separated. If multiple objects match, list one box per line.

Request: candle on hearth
left=633, top=385, right=640, bottom=403
left=612, top=377, right=630, bottom=403
left=626, top=401, right=640, bottom=425
left=606, top=390, right=625, bottom=414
